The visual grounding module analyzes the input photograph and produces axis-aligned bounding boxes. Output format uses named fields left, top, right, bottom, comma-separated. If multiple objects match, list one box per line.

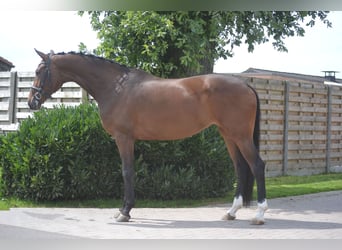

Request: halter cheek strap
left=31, top=56, right=52, bottom=101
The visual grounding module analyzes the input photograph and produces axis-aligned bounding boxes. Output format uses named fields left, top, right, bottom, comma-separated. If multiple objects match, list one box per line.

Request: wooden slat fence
left=1, top=71, right=342, bottom=177
left=0, top=72, right=11, bottom=124
left=330, top=85, right=342, bottom=170
left=247, top=77, right=342, bottom=176
left=15, top=72, right=87, bottom=123
left=0, top=72, right=88, bottom=131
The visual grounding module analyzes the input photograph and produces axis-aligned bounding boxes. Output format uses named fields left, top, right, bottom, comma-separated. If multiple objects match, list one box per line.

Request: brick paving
left=0, top=191, right=341, bottom=239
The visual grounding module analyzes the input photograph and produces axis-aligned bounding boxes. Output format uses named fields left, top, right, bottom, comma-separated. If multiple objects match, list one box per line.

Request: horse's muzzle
left=28, top=98, right=40, bottom=110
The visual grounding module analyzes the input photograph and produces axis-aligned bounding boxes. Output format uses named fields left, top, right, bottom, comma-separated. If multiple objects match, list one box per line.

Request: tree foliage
left=80, top=11, right=331, bottom=77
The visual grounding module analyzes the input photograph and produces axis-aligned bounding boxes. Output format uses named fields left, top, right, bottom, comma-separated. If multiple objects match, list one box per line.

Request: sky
left=0, top=11, right=341, bottom=78
left=0, top=11, right=99, bottom=72
left=215, top=11, right=342, bottom=77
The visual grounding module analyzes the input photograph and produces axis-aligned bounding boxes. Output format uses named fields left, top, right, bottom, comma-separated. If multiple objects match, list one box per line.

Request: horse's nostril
left=28, top=100, right=34, bottom=110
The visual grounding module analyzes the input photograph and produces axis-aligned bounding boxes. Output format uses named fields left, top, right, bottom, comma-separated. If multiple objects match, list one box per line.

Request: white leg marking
left=251, top=199, right=268, bottom=225
left=229, top=195, right=243, bottom=217
left=113, top=210, right=130, bottom=222
left=223, top=195, right=243, bottom=220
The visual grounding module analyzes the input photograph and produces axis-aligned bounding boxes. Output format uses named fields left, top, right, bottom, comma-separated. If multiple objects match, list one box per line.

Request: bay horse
left=28, top=49, right=268, bottom=225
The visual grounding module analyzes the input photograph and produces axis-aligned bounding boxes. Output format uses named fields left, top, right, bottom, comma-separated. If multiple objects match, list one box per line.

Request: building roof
left=0, top=56, right=15, bottom=71
left=235, top=68, right=342, bottom=84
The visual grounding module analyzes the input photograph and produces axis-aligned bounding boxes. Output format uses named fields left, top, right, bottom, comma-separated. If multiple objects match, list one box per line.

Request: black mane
left=54, top=51, right=130, bottom=72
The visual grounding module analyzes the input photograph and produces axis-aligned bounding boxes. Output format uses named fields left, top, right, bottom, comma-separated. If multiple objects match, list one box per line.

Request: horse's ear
left=50, top=50, right=55, bottom=56
left=34, top=48, right=49, bottom=62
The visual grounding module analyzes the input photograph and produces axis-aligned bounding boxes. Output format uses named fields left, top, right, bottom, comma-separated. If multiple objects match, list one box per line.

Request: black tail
left=237, top=151, right=255, bottom=207
left=250, top=85, right=261, bottom=152
left=240, top=85, right=261, bottom=206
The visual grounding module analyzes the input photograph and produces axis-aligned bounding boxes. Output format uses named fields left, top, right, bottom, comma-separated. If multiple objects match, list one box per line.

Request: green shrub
left=0, top=104, right=122, bottom=201
left=0, top=166, right=3, bottom=197
left=0, top=104, right=234, bottom=201
left=134, top=127, right=235, bottom=200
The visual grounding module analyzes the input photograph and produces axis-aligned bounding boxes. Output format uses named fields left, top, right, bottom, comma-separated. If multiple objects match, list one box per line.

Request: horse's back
left=176, top=74, right=249, bottom=96
left=177, top=74, right=255, bottom=107
left=104, top=73, right=257, bottom=140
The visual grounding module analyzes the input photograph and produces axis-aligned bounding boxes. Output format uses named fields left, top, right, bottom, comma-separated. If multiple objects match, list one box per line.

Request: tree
left=79, top=11, right=331, bottom=78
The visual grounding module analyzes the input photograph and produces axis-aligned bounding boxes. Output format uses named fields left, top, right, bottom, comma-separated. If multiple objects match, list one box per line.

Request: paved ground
left=0, top=191, right=341, bottom=239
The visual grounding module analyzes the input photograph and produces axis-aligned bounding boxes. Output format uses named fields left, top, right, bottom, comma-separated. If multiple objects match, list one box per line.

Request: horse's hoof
left=113, top=211, right=120, bottom=219
left=114, top=212, right=131, bottom=222
left=250, top=218, right=265, bottom=225
left=222, top=213, right=236, bottom=221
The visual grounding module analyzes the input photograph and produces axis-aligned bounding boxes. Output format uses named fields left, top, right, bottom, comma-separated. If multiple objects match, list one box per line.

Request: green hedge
left=0, top=104, right=234, bottom=201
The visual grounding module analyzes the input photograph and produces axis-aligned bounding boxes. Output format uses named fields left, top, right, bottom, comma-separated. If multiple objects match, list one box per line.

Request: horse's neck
left=56, top=55, right=128, bottom=103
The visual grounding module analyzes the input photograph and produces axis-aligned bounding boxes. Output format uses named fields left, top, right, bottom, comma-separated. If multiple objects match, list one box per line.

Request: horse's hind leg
left=221, top=139, right=254, bottom=221
left=237, top=140, right=268, bottom=225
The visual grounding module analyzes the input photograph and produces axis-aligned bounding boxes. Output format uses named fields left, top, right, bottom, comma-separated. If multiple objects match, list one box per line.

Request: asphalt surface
left=0, top=191, right=341, bottom=239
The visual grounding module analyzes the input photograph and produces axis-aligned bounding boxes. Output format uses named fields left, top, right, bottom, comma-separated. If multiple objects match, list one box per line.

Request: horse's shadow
left=108, top=217, right=342, bottom=230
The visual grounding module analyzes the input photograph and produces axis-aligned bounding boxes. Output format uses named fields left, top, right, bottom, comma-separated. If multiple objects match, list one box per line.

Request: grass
left=266, top=173, right=342, bottom=198
left=0, top=173, right=341, bottom=210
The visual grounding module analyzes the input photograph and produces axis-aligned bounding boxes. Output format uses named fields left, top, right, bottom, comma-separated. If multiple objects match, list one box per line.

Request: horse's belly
left=133, top=108, right=212, bottom=140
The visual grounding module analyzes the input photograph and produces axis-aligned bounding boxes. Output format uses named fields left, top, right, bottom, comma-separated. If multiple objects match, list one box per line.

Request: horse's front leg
left=114, top=133, right=135, bottom=222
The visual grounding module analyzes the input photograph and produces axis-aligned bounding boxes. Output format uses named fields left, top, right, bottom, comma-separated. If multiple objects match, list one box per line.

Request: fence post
left=282, top=81, right=290, bottom=176
left=81, top=88, right=89, bottom=103
left=326, top=85, right=332, bottom=173
left=9, top=71, right=18, bottom=124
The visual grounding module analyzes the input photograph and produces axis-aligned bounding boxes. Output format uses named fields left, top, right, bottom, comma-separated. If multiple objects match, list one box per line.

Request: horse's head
left=28, top=49, right=61, bottom=110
